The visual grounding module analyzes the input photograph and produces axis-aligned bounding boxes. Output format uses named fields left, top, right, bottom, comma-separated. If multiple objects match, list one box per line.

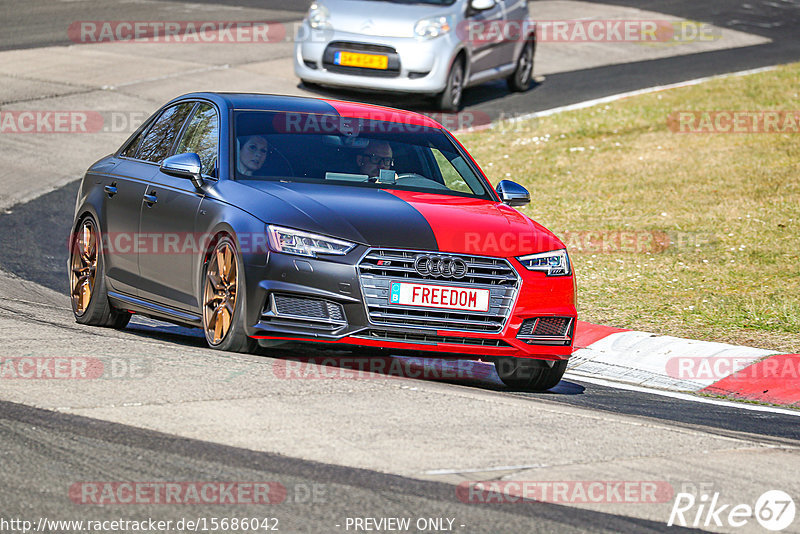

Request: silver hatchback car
left=294, top=0, right=535, bottom=111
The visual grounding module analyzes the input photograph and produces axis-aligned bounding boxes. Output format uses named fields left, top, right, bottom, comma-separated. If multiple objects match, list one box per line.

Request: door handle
left=143, top=192, right=158, bottom=206
left=104, top=183, right=118, bottom=197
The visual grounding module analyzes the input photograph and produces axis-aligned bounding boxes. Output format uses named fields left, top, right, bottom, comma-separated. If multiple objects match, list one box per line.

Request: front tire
left=495, top=357, right=567, bottom=391
left=507, top=39, right=534, bottom=93
left=201, top=235, right=257, bottom=353
left=69, top=216, right=131, bottom=329
left=436, top=58, right=465, bottom=112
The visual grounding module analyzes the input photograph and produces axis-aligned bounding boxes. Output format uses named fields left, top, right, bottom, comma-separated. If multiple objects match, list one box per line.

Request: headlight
left=307, top=2, right=331, bottom=30
left=517, top=249, right=571, bottom=276
left=267, top=225, right=355, bottom=258
left=414, top=16, right=452, bottom=39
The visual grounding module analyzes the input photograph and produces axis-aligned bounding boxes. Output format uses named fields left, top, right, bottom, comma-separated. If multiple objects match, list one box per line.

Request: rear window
left=232, top=111, right=491, bottom=199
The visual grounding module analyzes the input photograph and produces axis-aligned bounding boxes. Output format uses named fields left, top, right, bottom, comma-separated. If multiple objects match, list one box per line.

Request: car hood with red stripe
left=232, top=181, right=564, bottom=257
left=386, top=190, right=565, bottom=257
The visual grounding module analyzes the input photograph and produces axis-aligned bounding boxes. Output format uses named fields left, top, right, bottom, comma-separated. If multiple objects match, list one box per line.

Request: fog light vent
left=517, top=317, right=573, bottom=345
left=272, top=294, right=345, bottom=323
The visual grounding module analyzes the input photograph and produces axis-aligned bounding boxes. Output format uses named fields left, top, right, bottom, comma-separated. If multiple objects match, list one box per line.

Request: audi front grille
left=357, top=249, right=520, bottom=334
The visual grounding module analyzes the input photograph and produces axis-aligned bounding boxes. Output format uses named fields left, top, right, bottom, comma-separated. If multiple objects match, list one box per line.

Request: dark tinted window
left=120, top=130, right=144, bottom=158
left=232, top=111, right=490, bottom=199
left=176, top=103, right=219, bottom=177
left=136, top=103, right=194, bottom=163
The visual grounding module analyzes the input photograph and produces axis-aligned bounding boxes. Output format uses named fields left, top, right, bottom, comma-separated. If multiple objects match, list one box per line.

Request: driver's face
left=357, top=143, right=393, bottom=178
left=240, top=137, right=268, bottom=173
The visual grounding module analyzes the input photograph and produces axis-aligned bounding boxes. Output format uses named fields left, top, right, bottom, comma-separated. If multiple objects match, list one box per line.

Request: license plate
left=389, top=282, right=490, bottom=312
left=334, top=51, right=389, bottom=70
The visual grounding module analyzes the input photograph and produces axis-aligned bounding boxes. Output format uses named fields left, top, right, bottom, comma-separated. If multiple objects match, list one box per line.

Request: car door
left=99, top=116, right=161, bottom=296
left=137, top=101, right=219, bottom=312
left=466, top=0, right=508, bottom=80
left=497, top=0, right=527, bottom=67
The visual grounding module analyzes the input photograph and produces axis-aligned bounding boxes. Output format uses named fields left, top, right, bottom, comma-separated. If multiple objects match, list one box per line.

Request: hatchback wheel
left=437, top=59, right=465, bottom=112
left=69, top=217, right=131, bottom=328
left=507, top=40, right=534, bottom=92
left=494, top=357, right=566, bottom=391
left=202, top=236, right=257, bottom=353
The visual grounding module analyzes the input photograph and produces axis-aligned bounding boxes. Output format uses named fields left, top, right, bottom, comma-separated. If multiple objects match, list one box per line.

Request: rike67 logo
left=668, top=490, right=796, bottom=531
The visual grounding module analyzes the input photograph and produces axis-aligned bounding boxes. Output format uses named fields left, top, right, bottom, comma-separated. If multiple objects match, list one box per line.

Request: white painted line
left=424, top=464, right=547, bottom=476
left=455, top=65, right=779, bottom=134
left=513, top=66, right=778, bottom=121
left=565, top=373, right=800, bottom=417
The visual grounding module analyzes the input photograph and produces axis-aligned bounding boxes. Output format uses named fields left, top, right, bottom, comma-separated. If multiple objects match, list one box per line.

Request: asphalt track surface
left=3, top=179, right=800, bottom=440
left=2, top=0, right=799, bottom=117
left=1, top=400, right=703, bottom=533
left=1, top=1, right=800, bottom=532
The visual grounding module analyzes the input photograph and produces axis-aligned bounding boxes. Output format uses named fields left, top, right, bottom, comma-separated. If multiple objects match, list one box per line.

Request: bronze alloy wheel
left=70, top=219, right=98, bottom=315
left=203, top=241, right=239, bottom=345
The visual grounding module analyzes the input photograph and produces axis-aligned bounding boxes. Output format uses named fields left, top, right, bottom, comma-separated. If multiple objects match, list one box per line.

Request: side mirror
left=160, top=152, right=203, bottom=188
left=469, top=0, right=497, bottom=12
left=496, top=180, right=530, bottom=207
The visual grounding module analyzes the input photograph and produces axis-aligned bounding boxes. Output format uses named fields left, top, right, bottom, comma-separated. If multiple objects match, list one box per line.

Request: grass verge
left=458, top=63, right=800, bottom=353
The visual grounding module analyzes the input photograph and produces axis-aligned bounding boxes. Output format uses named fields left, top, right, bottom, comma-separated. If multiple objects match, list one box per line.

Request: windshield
left=233, top=111, right=491, bottom=199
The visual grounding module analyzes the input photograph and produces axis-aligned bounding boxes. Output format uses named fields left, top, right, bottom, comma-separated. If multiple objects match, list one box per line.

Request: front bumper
left=294, top=23, right=458, bottom=94
left=243, top=247, right=576, bottom=361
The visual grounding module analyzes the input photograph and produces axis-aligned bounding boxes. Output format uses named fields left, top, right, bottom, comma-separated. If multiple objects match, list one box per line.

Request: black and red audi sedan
left=69, top=93, right=576, bottom=390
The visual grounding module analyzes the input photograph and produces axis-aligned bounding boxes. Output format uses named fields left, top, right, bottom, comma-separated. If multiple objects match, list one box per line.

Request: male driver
left=356, top=140, right=393, bottom=179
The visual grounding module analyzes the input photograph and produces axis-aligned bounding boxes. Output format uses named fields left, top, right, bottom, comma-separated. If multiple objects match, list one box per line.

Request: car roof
left=169, top=92, right=443, bottom=130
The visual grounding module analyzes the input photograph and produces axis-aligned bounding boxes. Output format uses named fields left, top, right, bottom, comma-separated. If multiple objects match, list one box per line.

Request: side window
left=136, top=103, right=194, bottom=163
left=120, top=129, right=144, bottom=158
left=431, top=148, right=472, bottom=193
left=176, top=103, right=219, bottom=178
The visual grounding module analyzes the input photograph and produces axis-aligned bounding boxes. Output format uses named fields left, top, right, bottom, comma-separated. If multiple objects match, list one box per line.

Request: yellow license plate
left=335, top=51, right=389, bottom=70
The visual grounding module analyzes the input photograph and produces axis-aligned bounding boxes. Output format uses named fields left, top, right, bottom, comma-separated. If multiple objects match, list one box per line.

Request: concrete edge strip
left=453, top=65, right=779, bottom=134
left=572, top=321, right=799, bottom=408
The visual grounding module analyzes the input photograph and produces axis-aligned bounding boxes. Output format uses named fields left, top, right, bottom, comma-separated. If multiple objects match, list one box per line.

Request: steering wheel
left=395, top=173, right=449, bottom=190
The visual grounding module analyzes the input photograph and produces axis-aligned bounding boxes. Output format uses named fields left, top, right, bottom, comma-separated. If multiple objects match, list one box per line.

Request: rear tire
left=495, top=357, right=567, bottom=391
left=507, top=39, right=534, bottom=93
left=69, top=216, right=132, bottom=329
left=436, top=58, right=465, bottom=112
left=201, top=235, right=257, bottom=354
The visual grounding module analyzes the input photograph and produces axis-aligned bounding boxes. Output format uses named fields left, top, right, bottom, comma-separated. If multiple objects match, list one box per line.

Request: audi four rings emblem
left=414, top=255, right=468, bottom=278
